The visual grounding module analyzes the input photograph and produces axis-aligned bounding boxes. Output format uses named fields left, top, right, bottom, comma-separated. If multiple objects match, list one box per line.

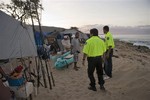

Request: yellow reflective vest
left=105, top=32, right=115, bottom=50
left=83, top=36, right=106, bottom=57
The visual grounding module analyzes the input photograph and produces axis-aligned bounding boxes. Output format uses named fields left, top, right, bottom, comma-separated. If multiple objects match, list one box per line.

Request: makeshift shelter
left=60, top=29, right=88, bottom=40
left=34, top=31, right=44, bottom=46
left=45, top=31, right=61, bottom=53
left=0, top=10, right=38, bottom=99
left=0, top=10, right=37, bottom=60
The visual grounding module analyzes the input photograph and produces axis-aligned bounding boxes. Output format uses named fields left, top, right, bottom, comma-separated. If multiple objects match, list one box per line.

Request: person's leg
left=107, top=49, right=113, bottom=77
left=75, top=53, right=80, bottom=68
left=74, top=62, right=78, bottom=71
left=104, top=60, right=109, bottom=75
left=87, top=58, right=96, bottom=88
left=95, top=57, right=105, bottom=90
left=73, top=53, right=79, bottom=70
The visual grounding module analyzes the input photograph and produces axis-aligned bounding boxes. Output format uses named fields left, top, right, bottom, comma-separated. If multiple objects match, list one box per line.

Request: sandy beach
left=30, top=40, right=150, bottom=100
left=0, top=2, right=149, bottom=100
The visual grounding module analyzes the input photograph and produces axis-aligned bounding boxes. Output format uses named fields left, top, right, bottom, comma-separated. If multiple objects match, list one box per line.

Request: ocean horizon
left=99, top=34, right=150, bottom=49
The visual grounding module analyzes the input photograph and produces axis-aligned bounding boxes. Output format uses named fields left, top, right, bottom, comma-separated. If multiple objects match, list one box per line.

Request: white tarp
left=61, top=29, right=77, bottom=35
left=61, top=29, right=88, bottom=39
left=0, top=10, right=37, bottom=59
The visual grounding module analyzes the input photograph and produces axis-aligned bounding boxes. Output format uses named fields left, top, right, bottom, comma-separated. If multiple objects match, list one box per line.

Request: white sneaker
left=104, top=76, right=111, bottom=80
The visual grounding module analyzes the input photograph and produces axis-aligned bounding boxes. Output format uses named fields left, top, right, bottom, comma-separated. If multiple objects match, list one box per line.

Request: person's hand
left=77, top=51, right=80, bottom=53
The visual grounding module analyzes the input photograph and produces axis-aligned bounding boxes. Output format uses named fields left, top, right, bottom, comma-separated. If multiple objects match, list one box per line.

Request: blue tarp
left=34, top=31, right=43, bottom=46
left=43, top=32, right=53, bottom=36
left=34, top=31, right=53, bottom=46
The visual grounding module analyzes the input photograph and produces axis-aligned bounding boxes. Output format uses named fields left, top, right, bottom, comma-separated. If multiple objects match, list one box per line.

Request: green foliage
left=0, top=0, right=43, bottom=24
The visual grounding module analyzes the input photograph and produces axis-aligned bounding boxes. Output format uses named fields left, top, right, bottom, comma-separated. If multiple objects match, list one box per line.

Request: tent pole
left=48, top=59, right=55, bottom=86
left=39, top=58, right=47, bottom=88
left=45, top=60, right=52, bottom=89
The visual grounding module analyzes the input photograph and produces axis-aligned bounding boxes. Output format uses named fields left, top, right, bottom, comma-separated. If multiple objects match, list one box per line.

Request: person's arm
left=82, top=40, right=89, bottom=66
left=102, top=40, right=106, bottom=62
left=71, top=39, right=74, bottom=49
left=106, top=34, right=113, bottom=58
left=82, top=53, right=87, bottom=66
left=106, top=46, right=112, bottom=58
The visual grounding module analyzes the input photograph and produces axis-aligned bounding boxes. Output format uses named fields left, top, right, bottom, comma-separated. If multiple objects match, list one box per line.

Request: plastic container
left=9, top=82, right=33, bottom=98
left=7, top=76, right=25, bottom=86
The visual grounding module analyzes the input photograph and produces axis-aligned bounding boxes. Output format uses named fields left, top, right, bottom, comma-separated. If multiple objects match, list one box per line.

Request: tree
left=0, top=0, right=43, bottom=25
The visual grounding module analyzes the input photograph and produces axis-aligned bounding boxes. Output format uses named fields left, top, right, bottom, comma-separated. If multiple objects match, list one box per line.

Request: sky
left=1, top=0, right=150, bottom=28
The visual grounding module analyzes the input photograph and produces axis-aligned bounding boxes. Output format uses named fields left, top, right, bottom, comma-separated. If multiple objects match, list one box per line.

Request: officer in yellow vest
left=82, top=28, right=106, bottom=91
left=103, top=26, right=115, bottom=79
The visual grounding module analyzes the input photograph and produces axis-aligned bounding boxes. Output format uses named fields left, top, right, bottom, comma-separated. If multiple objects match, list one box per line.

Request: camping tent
left=0, top=10, right=37, bottom=60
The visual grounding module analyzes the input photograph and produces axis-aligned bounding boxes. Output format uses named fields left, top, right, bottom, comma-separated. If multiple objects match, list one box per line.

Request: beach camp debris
left=53, top=51, right=74, bottom=69
left=9, top=82, right=33, bottom=99
left=0, top=10, right=36, bottom=99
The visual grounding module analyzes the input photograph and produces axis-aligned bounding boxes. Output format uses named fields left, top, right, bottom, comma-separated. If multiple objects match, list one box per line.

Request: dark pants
left=104, top=49, right=113, bottom=77
left=87, top=56, right=105, bottom=87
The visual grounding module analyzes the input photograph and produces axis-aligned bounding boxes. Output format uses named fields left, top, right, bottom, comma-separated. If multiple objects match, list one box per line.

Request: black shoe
left=100, top=86, right=105, bottom=90
left=109, top=75, right=112, bottom=78
left=88, top=86, right=97, bottom=91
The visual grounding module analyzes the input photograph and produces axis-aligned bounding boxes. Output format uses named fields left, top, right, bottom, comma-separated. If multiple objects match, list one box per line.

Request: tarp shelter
left=61, top=29, right=77, bottom=35
left=0, top=11, right=37, bottom=60
left=61, top=29, right=88, bottom=39
left=34, top=31, right=44, bottom=46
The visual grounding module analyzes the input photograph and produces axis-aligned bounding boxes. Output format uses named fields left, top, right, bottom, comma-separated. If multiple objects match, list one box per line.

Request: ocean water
left=114, top=34, right=150, bottom=49
left=99, top=34, right=150, bottom=49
